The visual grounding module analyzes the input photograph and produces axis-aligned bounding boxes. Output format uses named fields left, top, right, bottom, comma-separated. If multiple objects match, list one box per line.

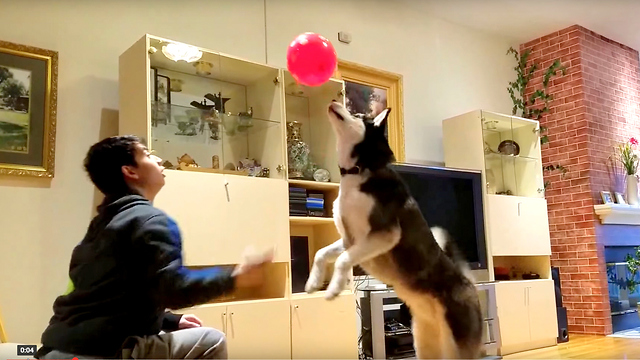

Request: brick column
left=520, top=25, right=640, bottom=335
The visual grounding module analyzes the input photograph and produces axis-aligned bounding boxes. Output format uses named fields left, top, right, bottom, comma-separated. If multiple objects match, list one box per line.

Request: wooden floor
left=503, top=334, right=640, bottom=359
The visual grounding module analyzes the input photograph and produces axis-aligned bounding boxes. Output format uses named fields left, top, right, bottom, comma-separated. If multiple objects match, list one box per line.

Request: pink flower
left=631, top=137, right=639, bottom=146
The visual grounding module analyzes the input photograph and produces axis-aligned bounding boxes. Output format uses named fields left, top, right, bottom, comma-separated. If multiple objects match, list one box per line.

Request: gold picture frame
left=0, top=40, right=58, bottom=178
left=336, top=60, right=405, bottom=162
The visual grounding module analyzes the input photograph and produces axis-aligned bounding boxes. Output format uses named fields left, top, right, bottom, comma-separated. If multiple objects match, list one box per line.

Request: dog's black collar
left=340, top=166, right=361, bottom=175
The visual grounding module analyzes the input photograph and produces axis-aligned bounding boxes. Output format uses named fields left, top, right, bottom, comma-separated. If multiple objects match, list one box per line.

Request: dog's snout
left=328, top=103, right=345, bottom=121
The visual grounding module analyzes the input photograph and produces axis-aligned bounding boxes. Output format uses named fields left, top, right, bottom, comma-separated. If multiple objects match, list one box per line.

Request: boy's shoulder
left=105, top=195, right=172, bottom=229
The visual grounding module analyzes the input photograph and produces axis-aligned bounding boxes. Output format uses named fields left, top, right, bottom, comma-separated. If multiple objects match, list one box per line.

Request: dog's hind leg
left=412, top=318, right=459, bottom=359
left=305, top=238, right=346, bottom=293
left=325, top=228, right=401, bottom=300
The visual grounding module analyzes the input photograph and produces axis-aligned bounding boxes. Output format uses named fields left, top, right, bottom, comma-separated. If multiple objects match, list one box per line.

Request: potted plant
left=618, top=137, right=640, bottom=205
left=624, top=247, right=640, bottom=317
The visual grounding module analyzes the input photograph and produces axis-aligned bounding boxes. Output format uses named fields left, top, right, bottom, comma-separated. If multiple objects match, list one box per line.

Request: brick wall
left=520, top=25, right=640, bottom=335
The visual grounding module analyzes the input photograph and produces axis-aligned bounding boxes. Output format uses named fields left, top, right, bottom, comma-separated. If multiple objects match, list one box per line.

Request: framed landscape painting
left=0, top=40, right=58, bottom=178
left=336, top=60, right=405, bottom=162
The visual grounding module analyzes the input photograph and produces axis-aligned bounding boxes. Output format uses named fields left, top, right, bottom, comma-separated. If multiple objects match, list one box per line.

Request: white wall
left=0, top=0, right=514, bottom=343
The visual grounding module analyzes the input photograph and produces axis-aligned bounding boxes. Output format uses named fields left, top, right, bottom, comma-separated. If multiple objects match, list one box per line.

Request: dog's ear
left=373, top=108, right=391, bottom=128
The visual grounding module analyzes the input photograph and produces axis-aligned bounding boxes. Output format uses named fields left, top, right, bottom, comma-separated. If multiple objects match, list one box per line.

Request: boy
left=36, top=135, right=270, bottom=359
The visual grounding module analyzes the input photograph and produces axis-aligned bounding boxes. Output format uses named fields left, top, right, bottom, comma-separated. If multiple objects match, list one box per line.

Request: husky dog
left=304, top=101, right=483, bottom=359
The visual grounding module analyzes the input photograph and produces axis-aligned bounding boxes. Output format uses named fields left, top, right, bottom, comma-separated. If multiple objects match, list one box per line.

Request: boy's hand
left=232, top=247, right=275, bottom=288
left=179, top=314, right=203, bottom=329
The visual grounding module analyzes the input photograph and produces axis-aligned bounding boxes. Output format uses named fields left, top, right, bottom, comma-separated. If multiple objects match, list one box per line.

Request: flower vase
left=627, top=175, right=639, bottom=205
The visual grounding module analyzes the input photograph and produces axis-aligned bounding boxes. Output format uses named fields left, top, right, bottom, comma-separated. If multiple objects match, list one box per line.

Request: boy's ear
left=373, top=108, right=391, bottom=128
left=121, top=165, right=139, bottom=180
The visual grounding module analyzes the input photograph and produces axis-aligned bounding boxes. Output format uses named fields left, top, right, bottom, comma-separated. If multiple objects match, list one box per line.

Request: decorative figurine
left=177, top=154, right=198, bottom=168
left=237, top=107, right=253, bottom=132
left=212, top=155, right=220, bottom=170
left=287, top=121, right=310, bottom=179
left=313, top=168, right=330, bottom=182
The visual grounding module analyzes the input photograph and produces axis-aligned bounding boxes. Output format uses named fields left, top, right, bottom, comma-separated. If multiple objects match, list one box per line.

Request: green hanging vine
left=507, top=47, right=568, bottom=190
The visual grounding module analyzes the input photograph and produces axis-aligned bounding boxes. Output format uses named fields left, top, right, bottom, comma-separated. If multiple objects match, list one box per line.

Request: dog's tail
left=431, top=226, right=475, bottom=284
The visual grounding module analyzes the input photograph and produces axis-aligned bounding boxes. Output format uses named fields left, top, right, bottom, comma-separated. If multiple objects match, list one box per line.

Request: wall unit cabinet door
left=154, top=170, right=230, bottom=266
left=495, top=281, right=531, bottom=348
left=181, top=303, right=228, bottom=334
left=226, top=300, right=291, bottom=359
left=527, top=280, right=558, bottom=343
left=518, top=198, right=552, bottom=255
left=224, top=175, right=290, bottom=264
left=487, top=195, right=521, bottom=256
left=291, top=294, right=358, bottom=359
left=488, top=195, right=551, bottom=256
left=496, top=280, right=558, bottom=354
left=153, top=171, right=290, bottom=265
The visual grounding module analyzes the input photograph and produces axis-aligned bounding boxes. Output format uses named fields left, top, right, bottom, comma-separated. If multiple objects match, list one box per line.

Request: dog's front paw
left=305, top=272, right=323, bottom=294
left=324, top=275, right=348, bottom=300
left=324, top=282, right=343, bottom=300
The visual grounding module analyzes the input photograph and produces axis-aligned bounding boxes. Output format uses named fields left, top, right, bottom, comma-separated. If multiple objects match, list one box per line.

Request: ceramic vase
left=627, top=175, right=639, bottom=205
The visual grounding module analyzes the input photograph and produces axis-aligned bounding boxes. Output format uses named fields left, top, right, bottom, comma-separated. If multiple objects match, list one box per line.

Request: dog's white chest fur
left=333, top=176, right=375, bottom=247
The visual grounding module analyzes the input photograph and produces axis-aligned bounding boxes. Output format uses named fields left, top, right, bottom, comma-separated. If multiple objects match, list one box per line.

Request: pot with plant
left=618, top=137, right=640, bottom=205
left=506, top=47, right=568, bottom=191
left=623, top=247, right=640, bottom=317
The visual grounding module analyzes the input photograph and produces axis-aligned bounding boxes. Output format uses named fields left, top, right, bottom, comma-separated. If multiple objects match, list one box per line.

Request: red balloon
left=287, top=32, right=337, bottom=87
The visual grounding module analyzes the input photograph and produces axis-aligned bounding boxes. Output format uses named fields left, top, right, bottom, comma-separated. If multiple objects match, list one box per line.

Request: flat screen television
left=354, top=163, right=488, bottom=274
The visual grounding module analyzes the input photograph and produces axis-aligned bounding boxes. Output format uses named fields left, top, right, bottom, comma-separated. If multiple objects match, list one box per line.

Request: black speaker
left=290, top=236, right=310, bottom=293
left=551, top=266, right=563, bottom=307
left=557, top=306, right=569, bottom=343
left=552, top=266, right=569, bottom=343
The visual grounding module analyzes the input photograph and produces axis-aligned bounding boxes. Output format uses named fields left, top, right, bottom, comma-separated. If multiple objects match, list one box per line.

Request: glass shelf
left=480, top=110, right=543, bottom=198
left=150, top=101, right=282, bottom=178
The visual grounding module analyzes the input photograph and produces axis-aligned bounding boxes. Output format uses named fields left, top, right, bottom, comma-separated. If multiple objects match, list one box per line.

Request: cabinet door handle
left=229, top=312, right=235, bottom=338
left=222, top=312, right=227, bottom=334
left=518, top=202, right=522, bottom=216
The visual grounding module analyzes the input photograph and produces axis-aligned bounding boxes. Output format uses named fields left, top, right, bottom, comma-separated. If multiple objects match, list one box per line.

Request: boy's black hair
left=84, top=135, right=142, bottom=196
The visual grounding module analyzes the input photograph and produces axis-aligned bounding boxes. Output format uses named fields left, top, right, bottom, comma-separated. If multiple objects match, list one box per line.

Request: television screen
left=354, top=164, right=487, bottom=275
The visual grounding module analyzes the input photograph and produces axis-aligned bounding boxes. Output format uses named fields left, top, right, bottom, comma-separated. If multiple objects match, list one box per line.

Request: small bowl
left=498, top=140, right=520, bottom=156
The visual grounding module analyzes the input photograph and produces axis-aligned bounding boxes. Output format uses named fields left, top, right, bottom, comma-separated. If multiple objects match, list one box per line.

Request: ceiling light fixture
left=161, top=42, right=202, bottom=63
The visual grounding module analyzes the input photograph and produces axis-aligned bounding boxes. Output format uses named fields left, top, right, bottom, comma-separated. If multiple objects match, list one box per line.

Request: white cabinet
left=443, top=110, right=557, bottom=354
left=495, top=280, right=558, bottom=355
left=291, top=294, right=359, bottom=359
left=185, top=300, right=291, bottom=359
left=487, top=195, right=551, bottom=256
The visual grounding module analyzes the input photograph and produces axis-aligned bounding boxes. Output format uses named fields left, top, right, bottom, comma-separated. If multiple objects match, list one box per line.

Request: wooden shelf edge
left=187, top=297, right=289, bottom=309
left=289, top=216, right=334, bottom=225
left=291, top=289, right=354, bottom=300
left=594, top=203, right=640, bottom=225
left=288, top=179, right=340, bottom=191
left=494, top=279, right=552, bottom=284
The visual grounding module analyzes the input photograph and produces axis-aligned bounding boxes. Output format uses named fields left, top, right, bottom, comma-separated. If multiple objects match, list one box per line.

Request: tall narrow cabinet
left=442, top=110, right=558, bottom=355
left=119, top=34, right=357, bottom=359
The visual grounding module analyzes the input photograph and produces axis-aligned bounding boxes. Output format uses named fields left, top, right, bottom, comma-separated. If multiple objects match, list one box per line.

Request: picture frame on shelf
left=601, top=191, right=614, bottom=204
left=149, top=67, right=157, bottom=101
left=155, top=73, right=171, bottom=104
left=0, top=39, right=58, bottom=178
left=614, top=192, right=626, bottom=205
left=336, top=60, right=405, bottom=162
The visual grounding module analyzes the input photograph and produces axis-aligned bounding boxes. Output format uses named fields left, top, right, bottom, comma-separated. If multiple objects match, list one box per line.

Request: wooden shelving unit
left=442, top=110, right=558, bottom=356
left=118, top=34, right=358, bottom=360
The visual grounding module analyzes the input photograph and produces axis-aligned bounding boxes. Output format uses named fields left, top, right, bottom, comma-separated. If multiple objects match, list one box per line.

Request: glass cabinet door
left=481, top=110, right=543, bottom=198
